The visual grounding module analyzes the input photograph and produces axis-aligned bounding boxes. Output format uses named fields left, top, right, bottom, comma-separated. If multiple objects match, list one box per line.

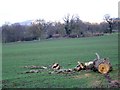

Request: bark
left=93, top=58, right=112, bottom=74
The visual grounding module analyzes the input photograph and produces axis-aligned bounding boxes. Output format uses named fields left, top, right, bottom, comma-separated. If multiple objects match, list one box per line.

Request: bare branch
left=95, top=53, right=100, bottom=60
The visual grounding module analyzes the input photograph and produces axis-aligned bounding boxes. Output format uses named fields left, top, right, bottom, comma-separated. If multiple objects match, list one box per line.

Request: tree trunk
left=93, top=58, right=112, bottom=74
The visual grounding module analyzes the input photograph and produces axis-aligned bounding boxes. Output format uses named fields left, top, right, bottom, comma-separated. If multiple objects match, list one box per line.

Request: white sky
left=0, top=0, right=119, bottom=26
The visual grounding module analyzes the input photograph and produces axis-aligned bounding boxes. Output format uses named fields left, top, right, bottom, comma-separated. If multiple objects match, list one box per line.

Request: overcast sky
left=0, top=0, right=119, bottom=26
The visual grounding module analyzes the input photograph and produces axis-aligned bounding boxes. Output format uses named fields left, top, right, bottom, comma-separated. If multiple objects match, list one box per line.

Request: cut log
left=93, top=58, right=112, bottom=74
left=51, top=63, right=60, bottom=70
left=74, top=61, right=86, bottom=71
left=98, top=63, right=110, bottom=74
left=84, top=61, right=94, bottom=70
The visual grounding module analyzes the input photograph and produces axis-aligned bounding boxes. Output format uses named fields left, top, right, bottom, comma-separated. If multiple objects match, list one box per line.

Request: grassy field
left=2, top=33, right=119, bottom=88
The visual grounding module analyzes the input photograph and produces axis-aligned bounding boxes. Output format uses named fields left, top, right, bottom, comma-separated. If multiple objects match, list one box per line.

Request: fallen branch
left=21, top=70, right=41, bottom=74
left=104, top=73, right=120, bottom=88
left=49, top=69, right=75, bottom=74
left=24, top=65, right=47, bottom=69
left=95, top=53, right=100, bottom=60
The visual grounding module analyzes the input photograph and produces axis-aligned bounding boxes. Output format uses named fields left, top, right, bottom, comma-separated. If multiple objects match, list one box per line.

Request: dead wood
left=21, top=53, right=113, bottom=76
left=24, top=65, right=47, bottom=69
left=92, top=53, right=113, bottom=74
left=93, top=58, right=112, bottom=74
left=50, top=69, right=75, bottom=74
left=24, top=70, right=41, bottom=73
left=51, top=63, right=60, bottom=70
left=104, top=73, right=120, bottom=88
left=109, top=80, right=120, bottom=88
left=84, top=61, right=94, bottom=70
left=95, top=53, right=100, bottom=60
left=74, top=61, right=86, bottom=71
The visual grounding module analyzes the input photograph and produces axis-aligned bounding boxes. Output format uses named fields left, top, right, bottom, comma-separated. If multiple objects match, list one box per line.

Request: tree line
left=1, top=14, right=119, bottom=43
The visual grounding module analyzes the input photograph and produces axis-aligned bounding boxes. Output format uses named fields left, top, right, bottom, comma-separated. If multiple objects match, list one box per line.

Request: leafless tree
left=104, top=14, right=113, bottom=33
left=63, top=14, right=72, bottom=36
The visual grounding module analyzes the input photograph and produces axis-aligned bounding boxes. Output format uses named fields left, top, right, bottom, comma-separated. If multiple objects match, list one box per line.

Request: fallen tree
left=92, top=53, right=112, bottom=74
left=20, top=53, right=120, bottom=88
left=22, top=53, right=113, bottom=74
left=73, top=53, right=112, bottom=74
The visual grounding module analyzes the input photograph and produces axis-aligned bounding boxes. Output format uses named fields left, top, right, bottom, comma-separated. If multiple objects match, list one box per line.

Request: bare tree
left=31, top=19, right=45, bottom=40
left=63, top=14, right=72, bottom=36
left=104, top=14, right=113, bottom=33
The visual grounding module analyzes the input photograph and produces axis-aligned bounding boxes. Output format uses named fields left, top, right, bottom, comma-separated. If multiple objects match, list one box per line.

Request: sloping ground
left=2, top=33, right=118, bottom=88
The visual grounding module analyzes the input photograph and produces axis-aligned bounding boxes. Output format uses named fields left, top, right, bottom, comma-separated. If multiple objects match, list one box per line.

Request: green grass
left=2, top=33, right=119, bottom=88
